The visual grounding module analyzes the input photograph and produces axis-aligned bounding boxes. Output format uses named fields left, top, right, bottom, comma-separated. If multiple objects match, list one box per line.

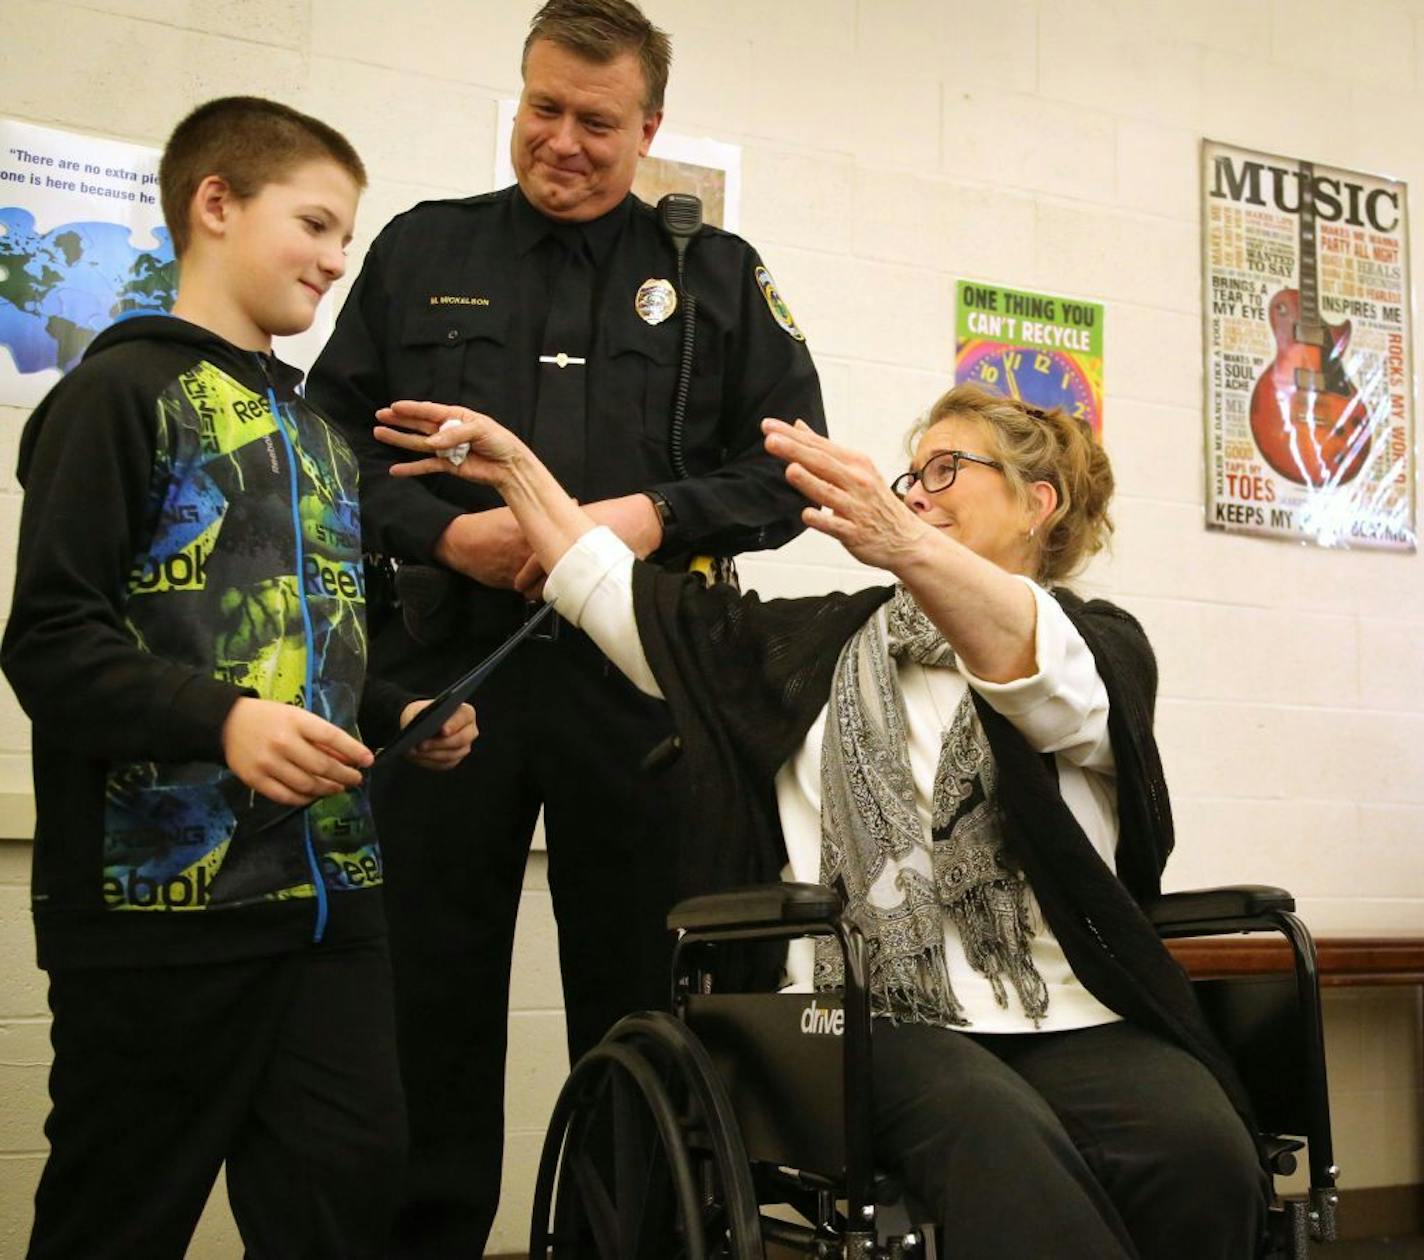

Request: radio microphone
left=657, top=194, right=703, bottom=480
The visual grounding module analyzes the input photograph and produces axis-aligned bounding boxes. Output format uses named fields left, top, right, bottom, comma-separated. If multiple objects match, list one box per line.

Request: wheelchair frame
left=530, top=882, right=1338, bottom=1259
left=1147, top=885, right=1340, bottom=1252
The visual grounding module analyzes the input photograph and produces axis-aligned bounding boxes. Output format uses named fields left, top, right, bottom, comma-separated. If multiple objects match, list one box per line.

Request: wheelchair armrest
left=668, top=882, right=842, bottom=933
left=1145, top=884, right=1295, bottom=935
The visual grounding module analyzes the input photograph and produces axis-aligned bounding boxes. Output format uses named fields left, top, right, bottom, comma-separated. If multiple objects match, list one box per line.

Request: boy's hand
left=221, top=698, right=373, bottom=806
left=399, top=700, right=478, bottom=771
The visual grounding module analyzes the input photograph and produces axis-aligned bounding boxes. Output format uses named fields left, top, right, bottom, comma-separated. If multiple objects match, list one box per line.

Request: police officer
left=308, top=0, right=826, bottom=1251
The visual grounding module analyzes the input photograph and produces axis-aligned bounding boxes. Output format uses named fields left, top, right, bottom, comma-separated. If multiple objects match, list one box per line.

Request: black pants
left=28, top=937, right=407, bottom=1260
left=872, top=1020, right=1269, bottom=1260
left=370, top=617, right=680, bottom=1257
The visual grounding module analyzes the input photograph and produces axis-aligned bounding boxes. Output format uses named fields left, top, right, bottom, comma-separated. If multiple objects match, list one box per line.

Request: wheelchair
left=529, top=881, right=1338, bottom=1259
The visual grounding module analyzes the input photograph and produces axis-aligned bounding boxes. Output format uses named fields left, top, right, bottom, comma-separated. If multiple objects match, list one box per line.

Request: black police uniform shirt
left=306, top=186, right=827, bottom=571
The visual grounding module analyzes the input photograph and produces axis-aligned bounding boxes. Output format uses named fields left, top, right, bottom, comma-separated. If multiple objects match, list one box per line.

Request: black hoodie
left=3, top=316, right=406, bottom=969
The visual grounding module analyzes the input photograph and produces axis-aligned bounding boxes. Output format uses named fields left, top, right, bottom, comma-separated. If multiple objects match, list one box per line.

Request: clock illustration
left=956, top=340, right=1101, bottom=435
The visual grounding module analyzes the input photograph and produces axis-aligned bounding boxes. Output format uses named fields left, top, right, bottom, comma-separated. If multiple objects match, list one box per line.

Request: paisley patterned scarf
left=815, top=586, right=1049, bottom=1027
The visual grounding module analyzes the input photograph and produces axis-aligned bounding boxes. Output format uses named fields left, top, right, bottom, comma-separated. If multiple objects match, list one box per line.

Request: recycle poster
left=954, top=280, right=1105, bottom=437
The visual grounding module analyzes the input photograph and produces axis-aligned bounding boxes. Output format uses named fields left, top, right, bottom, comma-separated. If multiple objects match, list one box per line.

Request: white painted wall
left=2, top=1, right=1422, bottom=1253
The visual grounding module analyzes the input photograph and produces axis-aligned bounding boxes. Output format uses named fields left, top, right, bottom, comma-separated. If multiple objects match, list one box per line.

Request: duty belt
left=397, top=565, right=561, bottom=647
left=462, top=583, right=560, bottom=642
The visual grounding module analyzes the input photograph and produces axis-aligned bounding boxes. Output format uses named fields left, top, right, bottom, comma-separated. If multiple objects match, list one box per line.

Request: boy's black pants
left=28, top=936, right=407, bottom=1260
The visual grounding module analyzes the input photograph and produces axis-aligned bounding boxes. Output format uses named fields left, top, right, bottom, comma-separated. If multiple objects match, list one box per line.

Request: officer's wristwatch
left=644, top=490, right=677, bottom=547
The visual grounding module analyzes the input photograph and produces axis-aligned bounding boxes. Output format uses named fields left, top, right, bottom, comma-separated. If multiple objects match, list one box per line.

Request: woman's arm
left=760, top=418, right=1039, bottom=683
left=376, top=404, right=1040, bottom=690
left=967, top=584, right=1113, bottom=771
left=373, top=403, right=663, bottom=695
left=373, top=401, right=596, bottom=573
left=542, top=528, right=663, bottom=697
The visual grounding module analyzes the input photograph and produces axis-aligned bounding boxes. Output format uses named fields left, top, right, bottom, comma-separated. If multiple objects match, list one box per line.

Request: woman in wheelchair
left=377, top=383, right=1269, bottom=1260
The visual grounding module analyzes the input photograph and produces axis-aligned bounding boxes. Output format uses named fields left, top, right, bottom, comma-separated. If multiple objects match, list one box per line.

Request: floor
left=1321, top=1242, right=1424, bottom=1258
left=759, top=1235, right=1424, bottom=1258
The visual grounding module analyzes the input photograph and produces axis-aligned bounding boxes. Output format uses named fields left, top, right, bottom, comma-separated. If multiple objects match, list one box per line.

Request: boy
left=2, top=97, right=475, bottom=1259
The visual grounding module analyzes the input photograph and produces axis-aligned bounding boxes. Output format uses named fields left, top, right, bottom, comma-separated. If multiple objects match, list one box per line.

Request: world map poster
left=0, top=119, right=176, bottom=406
left=0, top=118, right=334, bottom=407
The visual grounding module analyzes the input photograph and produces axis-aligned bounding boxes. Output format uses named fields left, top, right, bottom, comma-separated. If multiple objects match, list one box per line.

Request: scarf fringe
left=950, top=883, right=1050, bottom=1027
left=873, top=943, right=969, bottom=1027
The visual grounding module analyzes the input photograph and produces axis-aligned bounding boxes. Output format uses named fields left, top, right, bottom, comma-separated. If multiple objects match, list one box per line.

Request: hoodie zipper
left=258, top=355, right=329, bottom=944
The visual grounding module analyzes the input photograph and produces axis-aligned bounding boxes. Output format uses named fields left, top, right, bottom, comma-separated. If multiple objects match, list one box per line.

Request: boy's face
left=222, top=158, right=359, bottom=342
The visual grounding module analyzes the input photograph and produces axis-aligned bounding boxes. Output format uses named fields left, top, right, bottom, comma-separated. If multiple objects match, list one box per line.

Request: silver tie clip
left=538, top=353, right=587, bottom=368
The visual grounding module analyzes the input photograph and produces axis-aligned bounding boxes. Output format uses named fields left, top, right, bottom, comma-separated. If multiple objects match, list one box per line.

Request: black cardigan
left=631, top=563, right=1257, bottom=1141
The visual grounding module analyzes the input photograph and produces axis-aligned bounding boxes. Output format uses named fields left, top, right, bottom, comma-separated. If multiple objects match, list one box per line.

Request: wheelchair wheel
left=531, top=1013, right=764, bottom=1259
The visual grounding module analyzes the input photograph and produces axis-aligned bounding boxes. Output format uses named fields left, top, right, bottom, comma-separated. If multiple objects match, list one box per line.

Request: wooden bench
left=1167, top=934, right=1424, bottom=986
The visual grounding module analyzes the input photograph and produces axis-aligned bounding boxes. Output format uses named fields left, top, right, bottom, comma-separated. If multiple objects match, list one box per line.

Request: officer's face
left=514, top=38, right=662, bottom=222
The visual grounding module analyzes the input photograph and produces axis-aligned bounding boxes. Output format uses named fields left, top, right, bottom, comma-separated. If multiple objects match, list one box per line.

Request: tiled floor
left=1319, top=1241, right=1424, bottom=1258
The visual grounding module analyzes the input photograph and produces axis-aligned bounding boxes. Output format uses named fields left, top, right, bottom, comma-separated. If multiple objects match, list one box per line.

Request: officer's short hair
left=159, top=96, right=367, bottom=257
left=524, top=0, right=671, bottom=115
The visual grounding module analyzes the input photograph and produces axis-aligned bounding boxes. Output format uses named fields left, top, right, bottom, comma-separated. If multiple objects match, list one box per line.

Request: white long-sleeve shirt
left=546, top=526, right=1123, bottom=1032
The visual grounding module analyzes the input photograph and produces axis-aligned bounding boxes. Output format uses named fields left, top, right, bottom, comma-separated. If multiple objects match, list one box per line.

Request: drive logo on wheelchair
left=798, top=997, right=845, bottom=1037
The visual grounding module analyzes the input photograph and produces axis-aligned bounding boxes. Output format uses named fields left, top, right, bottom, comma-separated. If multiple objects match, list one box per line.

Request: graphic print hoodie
left=3, top=316, right=407, bottom=969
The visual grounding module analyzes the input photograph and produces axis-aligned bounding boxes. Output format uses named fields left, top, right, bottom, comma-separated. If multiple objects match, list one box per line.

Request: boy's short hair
left=159, top=96, right=367, bottom=256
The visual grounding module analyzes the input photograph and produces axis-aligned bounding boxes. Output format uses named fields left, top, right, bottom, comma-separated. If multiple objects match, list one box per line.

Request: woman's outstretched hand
left=377, top=400, right=598, bottom=586
left=374, top=401, right=527, bottom=486
left=762, top=418, right=933, bottom=574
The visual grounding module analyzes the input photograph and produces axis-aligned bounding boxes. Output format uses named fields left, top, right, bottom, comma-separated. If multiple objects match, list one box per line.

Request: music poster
left=953, top=280, right=1105, bottom=436
left=1202, top=140, right=1416, bottom=550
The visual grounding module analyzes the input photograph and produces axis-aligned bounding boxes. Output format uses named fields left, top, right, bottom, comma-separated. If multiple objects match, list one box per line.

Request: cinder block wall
left=3, top=1, right=1422, bottom=1254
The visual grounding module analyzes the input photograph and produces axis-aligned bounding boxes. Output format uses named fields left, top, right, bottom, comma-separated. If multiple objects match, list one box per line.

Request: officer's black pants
left=28, top=937, right=406, bottom=1259
left=872, top=1019, right=1269, bottom=1260
left=370, top=617, right=679, bottom=1257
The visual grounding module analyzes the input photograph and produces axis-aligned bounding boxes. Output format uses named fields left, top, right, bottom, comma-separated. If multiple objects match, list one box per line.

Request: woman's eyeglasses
left=891, top=450, right=1004, bottom=499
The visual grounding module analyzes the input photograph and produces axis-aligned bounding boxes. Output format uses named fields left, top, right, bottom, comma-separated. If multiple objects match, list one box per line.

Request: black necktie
left=531, top=226, right=593, bottom=493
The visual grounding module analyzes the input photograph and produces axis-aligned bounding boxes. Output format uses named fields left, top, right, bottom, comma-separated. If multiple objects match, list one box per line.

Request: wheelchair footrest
left=1261, top=1134, right=1304, bottom=1176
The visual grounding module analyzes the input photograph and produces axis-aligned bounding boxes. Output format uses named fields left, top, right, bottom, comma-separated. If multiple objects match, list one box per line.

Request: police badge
left=635, top=277, right=678, bottom=325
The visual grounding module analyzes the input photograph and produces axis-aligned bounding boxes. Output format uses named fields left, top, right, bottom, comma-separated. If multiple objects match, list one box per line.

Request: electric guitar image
left=1249, top=160, right=1371, bottom=487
